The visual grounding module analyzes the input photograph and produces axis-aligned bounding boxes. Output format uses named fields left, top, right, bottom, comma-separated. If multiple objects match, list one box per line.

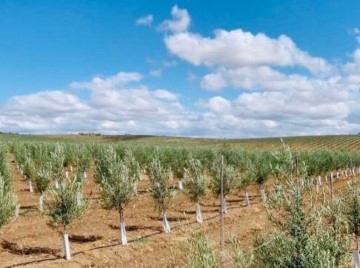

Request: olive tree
left=98, top=149, right=137, bottom=245
left=148, top=158, right=175, bottom=233
left=0, top=175, right=17, bottom=228
left=184, top=158, right=207, bottom=223
left=210, top=159, right=237, bottom=214
left=34, top=164, right=52, bottom=211
left=46, top=176, right=87, bottom=260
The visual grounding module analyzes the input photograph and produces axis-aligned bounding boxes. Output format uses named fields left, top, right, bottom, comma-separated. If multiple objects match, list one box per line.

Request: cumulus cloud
left=70, top=72, right=142, bottom=91
left=135, top=14, right=153, bottom=26
left=165, top=29, right=333, bottom=75
left=158, top=5, right=191, bottom=33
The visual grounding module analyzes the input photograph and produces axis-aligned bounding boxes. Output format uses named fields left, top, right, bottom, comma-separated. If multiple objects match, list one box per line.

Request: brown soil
left=0, top=159, right=353, bottom=267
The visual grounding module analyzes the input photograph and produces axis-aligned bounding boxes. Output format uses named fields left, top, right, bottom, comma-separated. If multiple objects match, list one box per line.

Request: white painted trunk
left=15, top=204, right=20, bottom=218
left=133, top=184, right=138, bottom=196
left=353, top=168, right=356, bottom=176
left=55, top=180, right=59, bottom=189
left=318, top=176, right=322, bottom=186
left=330, top=172, right=334, bottom=182
left=70, top=166, right=73, bottom=172
left=39, top=194, right=44, bottom=211
left=76, top=192, right=81, bottom=205
left=28, top=179, right=33, bottom=193
left=260, top=189, right=267, bottom=202
left=345, top=170, right=348, bottom=177
left=178, top=179, right=184, bottom=191
left=353, top=250, right=360, bottom=268
left=196, top=203, right=203, bottom=223
left=65, top=171, right=69, bottom=179
left=244, top=192, right=250, bottom=206
left=63, top=233, right=71, bottom=260
left=221, top=196, right=227, bottom=214
left=162, top=213, right=171, bottom=233
left=120, top=222, right=127, bottom=245
left=83, top=171, right=87, bottom=179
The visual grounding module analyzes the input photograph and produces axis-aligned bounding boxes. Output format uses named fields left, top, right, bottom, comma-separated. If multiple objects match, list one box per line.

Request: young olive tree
left=253, top=142, right=350, bottom=267
left=51, top=143, right=65, bottom=188
left=210, top=159, right=237, bottom=214
left=35, top=164, right=52, bottom=211
left=184, top=158, right=207, bottom=223
left=98, top=150, right=137, bottom=245
left=123, top=149, right=141, bottom=196
left=46, top=176, right=87, bottom=260
left=148, top=158, right=176, bottom=233
left=23, top=155, right=36, bottom=192
left=343, top=177, right=360, bottom=265
left=0, top=175, right=17, bottom=228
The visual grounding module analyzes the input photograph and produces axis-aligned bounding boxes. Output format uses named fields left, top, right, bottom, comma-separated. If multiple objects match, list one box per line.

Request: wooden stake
left=220, top=155, right=225, bottom=268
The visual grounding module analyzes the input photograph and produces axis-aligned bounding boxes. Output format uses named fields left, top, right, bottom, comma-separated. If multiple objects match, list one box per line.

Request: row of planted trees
left=2, top=140, right=360, bottom=265
left=177, top=143, right=360, bottom=267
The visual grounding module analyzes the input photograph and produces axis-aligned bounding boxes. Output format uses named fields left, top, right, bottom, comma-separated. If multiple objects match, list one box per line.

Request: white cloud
left=149, top=69, right=162, bottom=77
left=70, top=72, right=142, bottom=91
left=135, top=15, right=153, bottom=26
left=153, top=89, right=178, bottom=101
left=158, top=5, right=191, bottom=33
left=165, top=29, right=333, bottom=75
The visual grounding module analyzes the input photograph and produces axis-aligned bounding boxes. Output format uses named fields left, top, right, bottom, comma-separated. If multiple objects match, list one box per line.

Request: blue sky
left=0, top=1, right=360, bottom=137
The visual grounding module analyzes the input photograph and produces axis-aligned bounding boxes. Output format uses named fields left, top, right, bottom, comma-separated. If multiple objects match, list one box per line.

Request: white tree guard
left=244, top=192, right=250, bottom=206
left=221, top=196, right=227, bottom=214
left=120, top=222, right=127, bottom=245
left=162, top=213, right=171, bottom=233
left=260, top=189, right=267, bottom=202
left=133, top=184, right=138, bottom=196
left=178, top=179, right=184, bottom=191
left=28, top=179, right=34, bottom=193
left=76, top=192, right=81, bottom=206
left=318, top=176, right=322, bottom=186
left=15, top=204, right=20, bottom=218
left=63, top=233, right=71, bottom=260
left=195, top=203, right=203, bottom=223
left=353, top=250, right=360, bottom=268
left=39, top=194, right=44, bottom=211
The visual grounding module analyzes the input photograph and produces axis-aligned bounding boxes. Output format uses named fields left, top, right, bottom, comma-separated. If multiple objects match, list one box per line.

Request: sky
left=0, top=0, right=360, bottom=138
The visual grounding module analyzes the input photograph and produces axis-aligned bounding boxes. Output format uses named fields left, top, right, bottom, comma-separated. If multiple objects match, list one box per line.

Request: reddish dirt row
left=0, top=156, right=355, bottom=267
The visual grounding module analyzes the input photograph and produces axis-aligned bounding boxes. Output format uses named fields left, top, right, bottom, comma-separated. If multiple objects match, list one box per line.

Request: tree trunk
left=244, top=191, right=250, bottom=206
left=39, top=193, right=44, bottom=211
left=119, top=208, right=127, bottom=245
left=162, top=212, right=171, bottom=233
left=196, top=203, right=203, bottom=223
left=178, top=179, right=184, bottom=191
left=260, top=188, right=267, bottom=202
left=63, top=233, right=71, bottom=260
left=220, top=196, right=227, bottom=214
left=353, top=250, right=360, bottom=268
left=28, top=179, right=33, bottom=193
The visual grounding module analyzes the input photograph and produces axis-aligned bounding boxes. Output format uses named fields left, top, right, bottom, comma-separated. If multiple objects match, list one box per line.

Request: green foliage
left=183, top=231, right=218, bottom=268
left=50, top=143, right=65, bottom=182
left=184, top=158, right=206, bottom=203
left=148, top=158, right=175, bottom=215
left=210, top=158, right=237, bottom=197
left=0, top=175, right=17, bottom=228
left=342, top=177, right=360, bottom=249
left=35, top=164, right=52, bottom=193
left=47, top=176, right=87, bottom=232
left=252, top=143, right=351, bottom=267
left=99, top=157, right=136, bottom=212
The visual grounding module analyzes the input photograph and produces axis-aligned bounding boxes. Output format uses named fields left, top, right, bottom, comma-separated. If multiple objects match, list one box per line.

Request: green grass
left=2, top=133, right=360, bottom=151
